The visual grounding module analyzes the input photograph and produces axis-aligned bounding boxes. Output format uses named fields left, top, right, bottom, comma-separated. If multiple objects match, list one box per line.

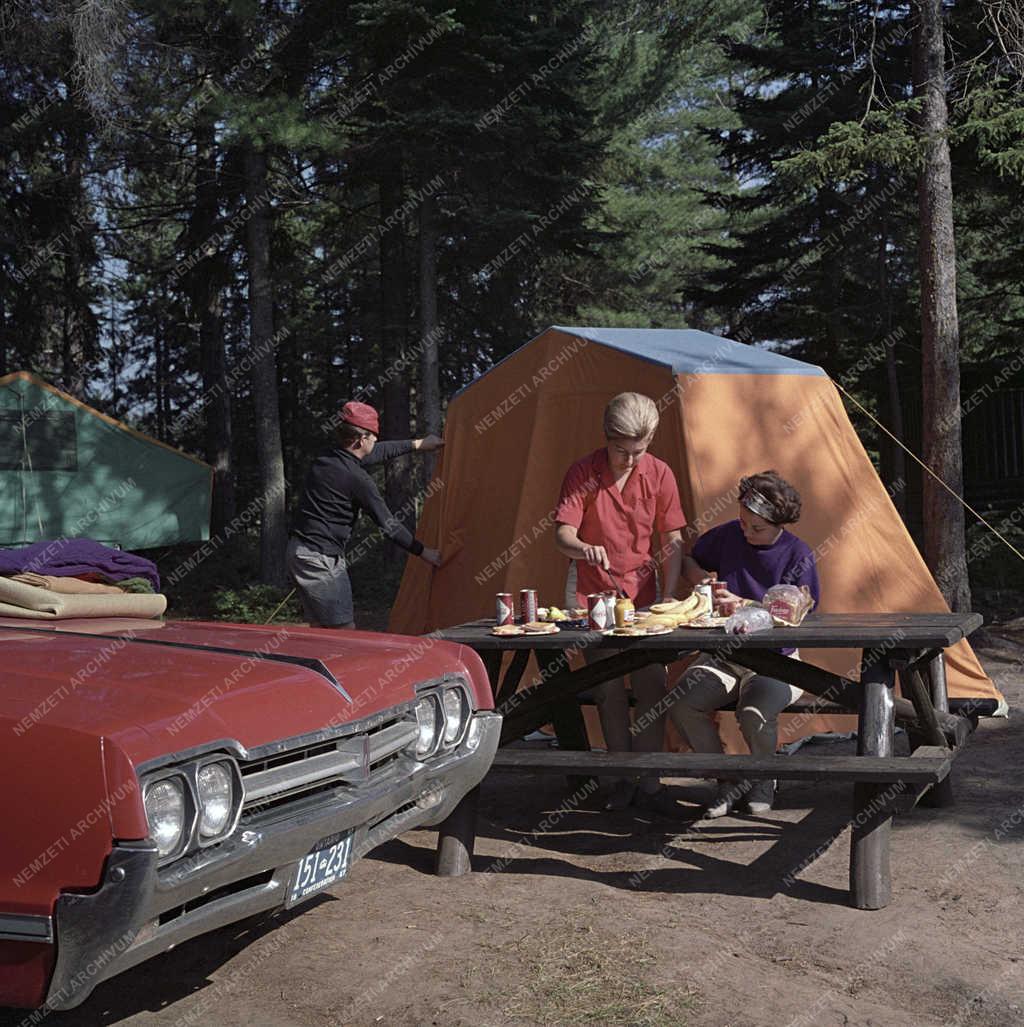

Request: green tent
left=0, top=371, right=211, bottom=548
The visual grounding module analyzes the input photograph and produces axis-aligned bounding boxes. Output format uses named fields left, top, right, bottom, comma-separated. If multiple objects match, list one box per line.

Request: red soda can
left=587, top=593, right=609, bottom=630
left=495, top=593, right=514, bottom=626
left=519, top=589, right=538, bottom=624
left=603, top=591, right=617, bottom=626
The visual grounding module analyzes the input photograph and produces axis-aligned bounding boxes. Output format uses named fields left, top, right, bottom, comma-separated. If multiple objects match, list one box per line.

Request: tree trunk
left=877, top=227, right=906, bottom=519
left=418, top=193, right=441, bottom=483
left=913, top=0, right=971, bottom=611
left=243, top=143, right=288, bottom=586
left=61, top=119, right=91, bottom=397
left=154, top=308, right=166, bottom=441
left=190, top=111, right=235, bottom=536
left=379, top=167, right=414, bottom=529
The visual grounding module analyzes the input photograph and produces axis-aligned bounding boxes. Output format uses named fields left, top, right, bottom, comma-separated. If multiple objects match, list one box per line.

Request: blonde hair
left=603, top=392, right=659, bottom=440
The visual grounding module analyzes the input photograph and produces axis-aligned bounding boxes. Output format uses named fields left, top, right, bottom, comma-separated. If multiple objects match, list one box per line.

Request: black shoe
left=704, top=779, right=750, bottom=819
left=744, top=779, right=776, bottom=814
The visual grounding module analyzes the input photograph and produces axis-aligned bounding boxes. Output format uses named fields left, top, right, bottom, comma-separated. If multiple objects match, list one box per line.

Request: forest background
left=2, top=0, right=1023, bottom=627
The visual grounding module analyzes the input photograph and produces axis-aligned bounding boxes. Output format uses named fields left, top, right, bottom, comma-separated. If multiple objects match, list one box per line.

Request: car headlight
left=197, top=761, right=234, bottom=838
left=442, top=687, right=466, bottom=745
left=145, top=778, right=186, bottom=858
left=414, top=696, right=440, bottom=756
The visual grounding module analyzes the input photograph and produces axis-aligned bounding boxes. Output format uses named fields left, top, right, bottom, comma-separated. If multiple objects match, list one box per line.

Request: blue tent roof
left=552, top=326, right=826, bottom=376
left=453, top=326, right=826, bottom=399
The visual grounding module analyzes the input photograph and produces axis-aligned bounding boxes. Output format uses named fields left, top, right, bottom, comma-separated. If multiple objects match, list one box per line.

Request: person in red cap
left=287, top=401, right=443, bottom=628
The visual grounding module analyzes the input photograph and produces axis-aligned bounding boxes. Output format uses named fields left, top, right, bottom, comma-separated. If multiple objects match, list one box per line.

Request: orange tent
left=390, top=326, right=1003, bottom=745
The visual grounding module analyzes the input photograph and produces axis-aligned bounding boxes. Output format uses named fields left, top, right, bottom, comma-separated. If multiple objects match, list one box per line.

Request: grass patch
left=478, top=910, right=699, bottom=1026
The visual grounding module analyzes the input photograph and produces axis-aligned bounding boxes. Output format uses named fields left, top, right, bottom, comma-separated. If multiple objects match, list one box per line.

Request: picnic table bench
left=430, top=612, right=982, bottom=909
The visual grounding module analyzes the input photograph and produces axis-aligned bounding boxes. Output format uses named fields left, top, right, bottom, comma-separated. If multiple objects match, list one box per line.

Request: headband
left=739, top=480, right=779, bottom=523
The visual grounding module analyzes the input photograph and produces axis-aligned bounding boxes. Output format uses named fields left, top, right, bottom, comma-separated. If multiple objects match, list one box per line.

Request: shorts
left=286, top=537, right=353, bottom=627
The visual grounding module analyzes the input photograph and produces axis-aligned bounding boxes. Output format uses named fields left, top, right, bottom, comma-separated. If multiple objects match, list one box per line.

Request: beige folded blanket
left=0, top=576, right=166, bottom=620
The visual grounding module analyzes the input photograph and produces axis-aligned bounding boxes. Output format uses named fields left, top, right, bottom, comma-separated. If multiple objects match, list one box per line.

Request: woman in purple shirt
left=668, top=470, right=820, bottom=817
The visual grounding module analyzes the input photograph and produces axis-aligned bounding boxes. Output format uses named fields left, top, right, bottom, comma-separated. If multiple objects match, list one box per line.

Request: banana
left=646, top=590, right=713, bottom=626
left=676, top=590, right=712, bottom=624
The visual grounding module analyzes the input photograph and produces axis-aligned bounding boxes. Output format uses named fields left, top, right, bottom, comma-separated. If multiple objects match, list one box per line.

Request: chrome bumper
left=43, top=711, right=501, bottom=1010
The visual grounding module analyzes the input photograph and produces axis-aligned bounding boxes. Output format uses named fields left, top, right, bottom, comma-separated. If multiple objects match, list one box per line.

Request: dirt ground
left=5, top=628, right=1024, bottom=1027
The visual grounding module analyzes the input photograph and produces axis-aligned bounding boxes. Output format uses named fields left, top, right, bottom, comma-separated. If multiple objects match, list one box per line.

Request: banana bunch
left=645, top=590, right=711, bottom=628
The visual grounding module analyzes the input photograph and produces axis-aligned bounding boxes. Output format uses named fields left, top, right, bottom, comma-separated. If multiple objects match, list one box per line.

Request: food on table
left=496, top=592, right=515, bottom=626
left=602, top=622, right=674, bottom=637
left=522, top=621, right=560, bottom=634
left=491, top=624, right=525, bottom=636
left=587, top=592, right=611, bottom=630
left=724, top=605, right=774, bottom=634
left=642, top=590, right=712, bottom=626
left=762, top=583, right=815, bottom=626
left=682, top=614, right=730, bottom=629
left=694, top=582, right=714, bottom=610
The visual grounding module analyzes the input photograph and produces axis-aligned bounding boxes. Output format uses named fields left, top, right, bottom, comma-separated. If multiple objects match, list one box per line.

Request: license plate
left=288, top=831, right=355, bottom=907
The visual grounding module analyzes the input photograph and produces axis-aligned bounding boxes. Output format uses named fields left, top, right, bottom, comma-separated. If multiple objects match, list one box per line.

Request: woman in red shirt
left=554, top=392, right=686, bottom=809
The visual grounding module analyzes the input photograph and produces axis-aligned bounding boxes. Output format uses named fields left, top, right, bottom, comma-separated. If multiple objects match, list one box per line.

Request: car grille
left=238, top=713, right=418, bottom=820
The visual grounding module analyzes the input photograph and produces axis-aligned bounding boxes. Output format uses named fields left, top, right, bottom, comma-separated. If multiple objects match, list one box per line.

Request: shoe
left=704, top=780, right=749, bottom=819
left=704, top=793, right=733, bottom=818
left=636, top=787, right=678, bottom=817
left=744, top=778, right=775, bottom=814
left=604, top=779, right=638, bottom=810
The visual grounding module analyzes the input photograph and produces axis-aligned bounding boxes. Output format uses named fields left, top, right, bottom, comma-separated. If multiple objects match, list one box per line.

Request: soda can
left=587, top=593, right=609, bottom=630
left=695, top=582, right=713, bottom=610
left=603, top=591, right=617, bottom=626
left=496, top=593, right=514, bottom=626
left=519, top=588, right=538, bottom=624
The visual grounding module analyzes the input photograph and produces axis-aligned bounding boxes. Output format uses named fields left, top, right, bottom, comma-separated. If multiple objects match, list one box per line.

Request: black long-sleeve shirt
left=290, top=440, right=423, bottom=557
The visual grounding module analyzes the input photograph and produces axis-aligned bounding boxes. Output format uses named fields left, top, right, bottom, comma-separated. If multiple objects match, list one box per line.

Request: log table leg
left=849, top=650, right=896, bottom=909
left=435, top=785, right=480, bottom=876
left=920, top=653, right=955, bottom=808
left=928, top=651, right=950, bottom=715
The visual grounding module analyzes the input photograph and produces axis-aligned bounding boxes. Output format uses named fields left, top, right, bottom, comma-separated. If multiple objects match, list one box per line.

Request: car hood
left=0, top=618, right=490, bottom=766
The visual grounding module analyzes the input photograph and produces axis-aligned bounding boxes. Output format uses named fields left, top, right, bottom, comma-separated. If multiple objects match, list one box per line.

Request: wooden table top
left=432, top=612, right=982, bottom=653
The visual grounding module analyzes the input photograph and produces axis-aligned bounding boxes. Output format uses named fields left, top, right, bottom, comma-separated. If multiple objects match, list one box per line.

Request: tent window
left=0, top=410, right=79, bottom=470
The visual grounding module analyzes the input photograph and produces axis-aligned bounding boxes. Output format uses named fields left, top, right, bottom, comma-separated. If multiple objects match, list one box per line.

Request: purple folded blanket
left=0, top=539, right=160, bottom=591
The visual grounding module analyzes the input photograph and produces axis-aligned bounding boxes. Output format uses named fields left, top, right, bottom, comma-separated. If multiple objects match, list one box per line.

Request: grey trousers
left=667, top=654, right=803, bottom=757
left=286, top=537, right=354, bottom=627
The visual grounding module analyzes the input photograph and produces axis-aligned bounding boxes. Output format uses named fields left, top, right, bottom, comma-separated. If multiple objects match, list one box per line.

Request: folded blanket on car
left=0, top=539, right=160, bottom=591
left=0, top=576, right=166, bottom=620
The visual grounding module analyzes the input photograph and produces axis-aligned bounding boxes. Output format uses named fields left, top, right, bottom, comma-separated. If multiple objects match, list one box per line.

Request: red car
left=0, top=617, right=500, bottom=1010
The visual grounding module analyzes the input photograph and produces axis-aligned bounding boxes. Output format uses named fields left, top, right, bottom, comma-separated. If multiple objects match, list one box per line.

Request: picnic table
left=431, top=612, right=982, bottom=909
